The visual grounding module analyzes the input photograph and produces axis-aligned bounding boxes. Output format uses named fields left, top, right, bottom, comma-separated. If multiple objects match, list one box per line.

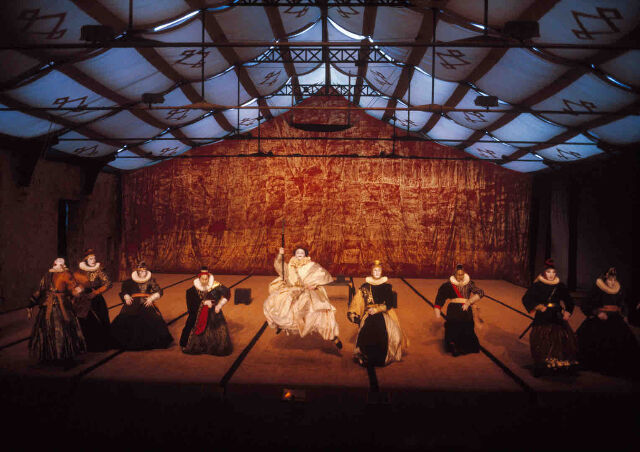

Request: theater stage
left=1, top=274, right=638, bottom=450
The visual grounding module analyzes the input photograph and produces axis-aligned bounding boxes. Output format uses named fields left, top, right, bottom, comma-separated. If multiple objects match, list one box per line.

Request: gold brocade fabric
left=120, top=97, right=531, bottom=284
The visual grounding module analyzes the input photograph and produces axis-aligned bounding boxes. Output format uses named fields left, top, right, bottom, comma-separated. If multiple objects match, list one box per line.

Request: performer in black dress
left=347, top=260, right=407, bottom=367
left=522, top=259, right=578, bottom=376
left=181, top=266, right=232, bottom=356
left=110, top=261, right=172, bottom=350
left=577, top=267, right=640, bottom=377
left=73, top=249, right=112, bottom=351
left=434, top=264, right=484, bottom=356
left=27, top=258, right=86, bottom=366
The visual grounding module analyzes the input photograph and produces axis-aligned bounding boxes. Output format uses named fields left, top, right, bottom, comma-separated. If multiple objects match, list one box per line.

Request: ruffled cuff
left=147, top=292, right=161, bottom=303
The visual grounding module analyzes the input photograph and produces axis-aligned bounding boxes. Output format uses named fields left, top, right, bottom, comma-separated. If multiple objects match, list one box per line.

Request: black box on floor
left=234, top=288, right=252, bottom=305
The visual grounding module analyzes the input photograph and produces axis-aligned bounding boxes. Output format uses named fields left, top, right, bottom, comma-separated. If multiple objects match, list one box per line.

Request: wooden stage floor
left=1, top=274, right=639, bottom=450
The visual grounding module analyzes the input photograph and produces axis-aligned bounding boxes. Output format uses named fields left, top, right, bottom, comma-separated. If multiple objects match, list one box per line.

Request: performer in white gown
left=263, top=247, right=342, bottom=349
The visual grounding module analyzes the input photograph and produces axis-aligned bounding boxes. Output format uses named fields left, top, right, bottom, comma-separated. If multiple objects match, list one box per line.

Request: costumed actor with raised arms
left=263, top=246, right=342, bottom=350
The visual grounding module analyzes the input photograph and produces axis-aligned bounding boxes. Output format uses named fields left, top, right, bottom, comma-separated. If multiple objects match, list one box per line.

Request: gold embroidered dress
left=263, top=254, right=339, bottom=341
left=348, top=276, right=407, bottom=366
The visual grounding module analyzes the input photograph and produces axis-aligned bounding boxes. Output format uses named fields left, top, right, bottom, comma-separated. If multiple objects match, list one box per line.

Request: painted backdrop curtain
left=120, top=97, right=531, bottom=285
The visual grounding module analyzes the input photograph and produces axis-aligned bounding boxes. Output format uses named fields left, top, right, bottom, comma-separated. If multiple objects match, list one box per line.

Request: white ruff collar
left=49, top=267, right=65, bottom=273
left=450, top=273, right=470, bottom=286
left=131, top=271, right=152, bottom=284
left=534, top=275, right=559, bottom=285
left=194, top=275, right=215, bottom=292
left=596, top=278, right=620, bottom=294
left=366, top=276, right=388, bottom=285
left=289, top=256, right=311, bottom=268
left=79, top=261, right=101, bottom=272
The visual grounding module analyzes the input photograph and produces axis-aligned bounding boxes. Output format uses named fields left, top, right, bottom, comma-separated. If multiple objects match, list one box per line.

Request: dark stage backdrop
left=120, top=97, right=532, bottom=284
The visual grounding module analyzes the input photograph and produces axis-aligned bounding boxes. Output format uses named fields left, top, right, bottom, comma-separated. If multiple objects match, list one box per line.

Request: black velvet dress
left=435, top=277, right=484, bottom=355
left=354, top=283, right=395, bottom=366
left=74, top=265, right=112, bottom=351
left=522, top=279, right=578, bottom=374
left=181, top=281, right=232, bottom=356
left=111, top=275, right=173, bottom=350
left=577, top=281, right=640, bottom=377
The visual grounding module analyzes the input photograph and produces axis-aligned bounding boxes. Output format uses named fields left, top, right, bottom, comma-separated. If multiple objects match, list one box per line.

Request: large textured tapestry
left=121, top=97, right=531, bottom=284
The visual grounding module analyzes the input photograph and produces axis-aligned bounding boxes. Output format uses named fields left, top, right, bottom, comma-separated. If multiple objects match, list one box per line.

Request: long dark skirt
left=29, top=303, right=86, bottom=363
left=111, top=302, right=173, bottom=350
left=77, top=295, right=111, bottom=352
left=530, top=320, right=578, bottom=373
left=183, top=309, right=232, bottom=356
left=577, top=313, right=640, bottom=377
left=355, top=312, right=388, bottom=367
left=444, top=304, right=479, bottom=355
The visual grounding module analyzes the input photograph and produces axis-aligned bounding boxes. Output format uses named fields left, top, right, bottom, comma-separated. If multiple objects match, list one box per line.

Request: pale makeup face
left=372, top=267, right=382, bottom=279
left=53, top=258, right=65, bottom=270
left=199, top=274, right=210, bottom=286
left=544, top=268, right=557, bottom=281
left=454, top=269, right=465, bottom=283
left=605, top=276, right=616, bottom=288
left=136, top=269, right=148, bottom=278
left=86, top=255, right=96, bottom=266
left=294, top=248, right=307, bottom=259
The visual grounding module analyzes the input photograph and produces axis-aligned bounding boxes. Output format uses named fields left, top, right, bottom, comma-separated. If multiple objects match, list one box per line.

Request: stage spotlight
left=80, top=25, right=115, bottom=42
left=503, top=21, right=540, bottom=39
left=282, top=388, right=306, bottom=402
left=474, top=95, right=499, bottom=108
left=141, top=92, right=165, bottom=105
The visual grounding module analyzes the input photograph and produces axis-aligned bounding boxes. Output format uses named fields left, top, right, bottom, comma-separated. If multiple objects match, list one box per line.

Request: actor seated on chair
left=27, top=257, right=86, bottom=367
left=180, top=266, right=232, bottom=356
left=434, top=264, right=484, bottom=356
left=263, top=246, right=342, bottom=350
left=111, top=261, right=172, bottom=350
left=347, top=260, right=407, bottom=367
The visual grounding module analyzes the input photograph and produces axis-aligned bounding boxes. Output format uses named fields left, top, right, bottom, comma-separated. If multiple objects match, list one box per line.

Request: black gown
left=435, top=278, right=483, bottom=355
left=74, top=265, right=112, bottom=351
left=522, top=279, right=578, bottom=374
left=577, top=281, right=640, bottom=377
left=110, top=275, right=173, bottom=350
left=180, top=281, right=232, bottom=356
left=354, top=283, right=395, bottom=367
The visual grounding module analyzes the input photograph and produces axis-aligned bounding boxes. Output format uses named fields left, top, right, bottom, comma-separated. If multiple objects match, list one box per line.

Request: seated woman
left=28, top=257, right=86, bottom=366
left=577, top=267, right=640, bottom=377
left=180, top=266, right=232, bottom=356
left=73, top=248, right=112, bottom=351
left=347, top=260, right=407, bottom=367
left=522, top=259, right=578, bottom=376
left=110, top=261, right=173, bottom=350
left=434, top=264, right=484, bottom=356
left=263, top=246, right=342, bottom=349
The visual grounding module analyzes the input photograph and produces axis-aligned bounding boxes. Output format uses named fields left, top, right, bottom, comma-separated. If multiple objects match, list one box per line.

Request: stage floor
left=2, top=274, right=639, bottom=450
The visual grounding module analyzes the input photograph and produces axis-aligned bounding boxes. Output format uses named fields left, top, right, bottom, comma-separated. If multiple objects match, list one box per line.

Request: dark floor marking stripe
left=400, top=278, right=537, bottom=400
left=73, top=275, right=252, bottom=380
left=0, top=336, right=29, bottom=351
left=219, top=320, right=268, bottom=391
left=367, top=363, right=380, bottom=393
left=484, top=294, right=534, bottom=319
